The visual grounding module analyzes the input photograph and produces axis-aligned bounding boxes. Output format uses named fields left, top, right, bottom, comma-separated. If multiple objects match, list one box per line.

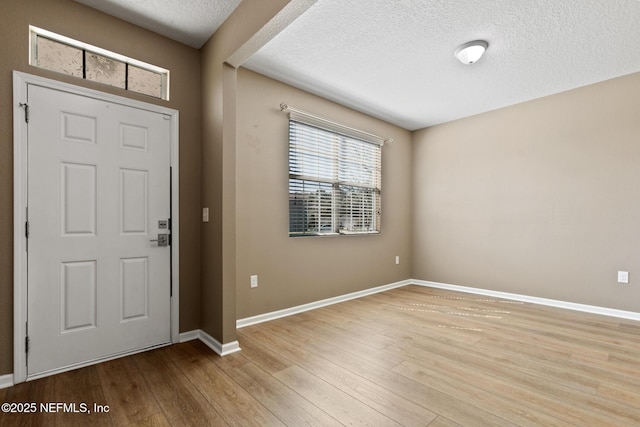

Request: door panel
left=61, top=162, right=97, bottom=235
left=27, top=84, right=171, bottom=376
left=120, top=257, right=149, bottom=321
left=121, top=168, right=148, bottom=233
left=60, top=260, right=97, bottom=332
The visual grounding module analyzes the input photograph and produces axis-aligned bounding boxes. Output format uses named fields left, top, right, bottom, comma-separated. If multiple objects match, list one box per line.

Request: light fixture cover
left=455, top=40, right=488, bottom=64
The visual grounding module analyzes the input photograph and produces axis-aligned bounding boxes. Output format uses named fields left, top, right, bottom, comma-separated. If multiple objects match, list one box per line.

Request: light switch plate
left=202, top=207, right=209, bottom=223
left=617, top=271, right=629, bottom=284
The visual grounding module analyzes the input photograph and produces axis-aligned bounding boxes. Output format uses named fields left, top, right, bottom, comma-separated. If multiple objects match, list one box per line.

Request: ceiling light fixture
left=454, top=40, right=488, bottom=65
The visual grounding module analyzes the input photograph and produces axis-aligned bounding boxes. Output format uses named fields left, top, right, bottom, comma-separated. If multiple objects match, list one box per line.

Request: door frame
left=13, top=71, right=180, bottom=383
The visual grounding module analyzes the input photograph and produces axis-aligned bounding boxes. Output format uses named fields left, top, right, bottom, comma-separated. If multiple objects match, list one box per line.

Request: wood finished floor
left=2, top=285, right=640, bottom=426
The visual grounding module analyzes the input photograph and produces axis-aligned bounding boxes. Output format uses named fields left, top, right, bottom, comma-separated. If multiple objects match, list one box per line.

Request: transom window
left=29, top=26, right=169, bottom=100
left=287, top=108, right=384, bottom=237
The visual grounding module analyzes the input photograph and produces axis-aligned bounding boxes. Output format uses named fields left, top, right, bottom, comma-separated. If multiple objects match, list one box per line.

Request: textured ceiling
left=244, top=0, right=640, bottom=130
left=75, top=0, right=242, bottom=48
left=76, top=0, right=640, bottom=130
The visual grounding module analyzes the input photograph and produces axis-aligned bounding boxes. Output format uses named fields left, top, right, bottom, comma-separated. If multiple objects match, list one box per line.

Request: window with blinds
left=288, top=118, right=382, bottom=236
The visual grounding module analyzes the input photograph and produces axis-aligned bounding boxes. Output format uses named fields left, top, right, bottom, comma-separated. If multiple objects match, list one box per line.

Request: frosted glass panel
left=86, top=52, right=126, bottom=89
left=36, top=37, right=83, bottom=78
left=128, top=65, right=162, bottom=98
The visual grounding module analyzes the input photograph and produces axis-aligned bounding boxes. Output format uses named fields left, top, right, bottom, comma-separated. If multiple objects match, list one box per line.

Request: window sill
left=289, top=231, right=380, bottom=238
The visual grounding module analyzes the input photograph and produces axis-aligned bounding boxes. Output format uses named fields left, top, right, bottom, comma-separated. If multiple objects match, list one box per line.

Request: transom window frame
left=29, top=26, right=170, bottom=100
left=284, top=104, right=390, bottom=237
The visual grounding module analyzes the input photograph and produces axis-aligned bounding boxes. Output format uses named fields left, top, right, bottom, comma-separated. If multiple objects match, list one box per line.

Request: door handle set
left=150, top=233, right=169, bottom=247
left=150, top=219, right=170, bottom=246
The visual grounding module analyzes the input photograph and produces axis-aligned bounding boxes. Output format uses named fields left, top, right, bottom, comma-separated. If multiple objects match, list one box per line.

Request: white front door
left=27, top=84, right=171, bottom=376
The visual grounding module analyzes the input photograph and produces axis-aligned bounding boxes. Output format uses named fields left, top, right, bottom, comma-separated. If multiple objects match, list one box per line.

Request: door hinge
left=25, top=221, right=29, bottom=238
left=25, top=336, right=29, bottom=354
left=19, top=102, right=29, bottom=123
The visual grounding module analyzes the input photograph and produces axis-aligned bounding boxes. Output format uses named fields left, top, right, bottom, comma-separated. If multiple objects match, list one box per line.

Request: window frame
left=287, top=111, right=384, bottom=237
left=29, top=26, right=170, bottom=100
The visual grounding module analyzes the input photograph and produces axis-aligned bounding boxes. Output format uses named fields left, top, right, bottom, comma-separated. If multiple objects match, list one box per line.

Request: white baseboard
left=179, top=330, right=200, bottom=343
left=199, top=330, right=241, bottom=356
left=0, top=374, right=14, bottom=389
left=413, top=279, right=640, bottom=322
left=179, top=329, right=241, bottom=356
left=6, top=279, right=632, bottom=388
left=237, top=279, right=413, bottom=328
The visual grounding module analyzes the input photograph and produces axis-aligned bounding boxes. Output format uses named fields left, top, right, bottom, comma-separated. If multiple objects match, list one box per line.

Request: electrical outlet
left=202, top=207, right=209, bottom=223
left=617, top=271, right=629, bottom=284
left=395, top=256, right=400, bottom=265
left=251, top=275, right=258, bottom=288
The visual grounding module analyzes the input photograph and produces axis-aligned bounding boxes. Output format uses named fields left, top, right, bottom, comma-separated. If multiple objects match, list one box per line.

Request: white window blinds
left=288, top=116, right=382, bottom=236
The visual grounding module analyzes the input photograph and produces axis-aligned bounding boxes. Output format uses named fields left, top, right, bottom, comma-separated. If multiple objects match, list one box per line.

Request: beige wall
left=4, top=0, right=638, bottom=380
left=235, top=68, right=413, bottom=318
left=0, top=0, right=202, bottom=375
left=412, top=72, right=640, bottom=312
left=199, top=0, right=295, bottom=343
